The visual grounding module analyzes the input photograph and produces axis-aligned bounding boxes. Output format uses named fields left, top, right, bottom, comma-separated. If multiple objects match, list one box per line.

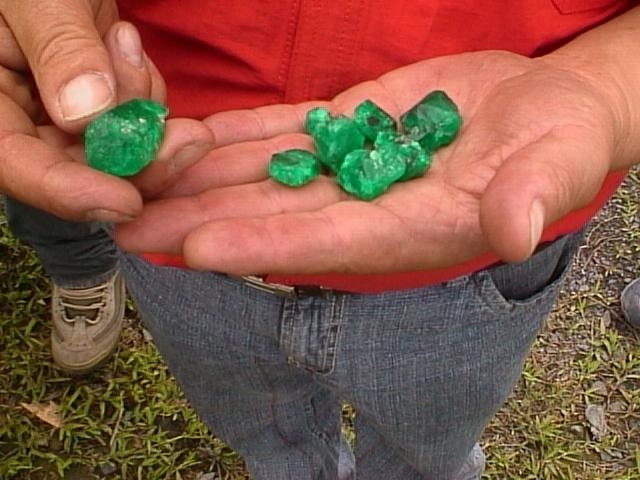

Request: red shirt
left=120, top=0, right=633, bottom=293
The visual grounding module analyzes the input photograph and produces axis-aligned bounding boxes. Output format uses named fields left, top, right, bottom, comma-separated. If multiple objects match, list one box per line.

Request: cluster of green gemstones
left=84, top=98, right=168, bottom=177
left=268, top=90, right=461, bottom=200
left=84, top=93, right=460, bottom=196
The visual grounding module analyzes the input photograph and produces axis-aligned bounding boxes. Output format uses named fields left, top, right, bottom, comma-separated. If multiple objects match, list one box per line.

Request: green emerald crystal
left=305, top=107, right=332, bottom=137
left=270, top=91, right=461, bottom=199
left=337, top=148, right=406, bottom=200
left=400, top=90, right=461, bottom=152
left=268, top=149, right=320, bottom=187
left=353, top=99, right=397, bottom=142
left=84, top=98, right=168, bottom=176
left=374, top=132, right=431, bottom=181
left=305, top=108, right=365, bottom=174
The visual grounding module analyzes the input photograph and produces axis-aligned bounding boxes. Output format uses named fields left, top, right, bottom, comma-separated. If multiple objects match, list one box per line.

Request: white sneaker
left=51, top=270, right=125, bottom=374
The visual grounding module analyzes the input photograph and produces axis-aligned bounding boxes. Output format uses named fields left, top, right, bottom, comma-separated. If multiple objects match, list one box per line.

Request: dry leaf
left=20, top=401, right=63, bottom=428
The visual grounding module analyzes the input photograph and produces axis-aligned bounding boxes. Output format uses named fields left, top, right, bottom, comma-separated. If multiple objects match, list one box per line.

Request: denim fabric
left=120, top=230, right=583, bottom=480
left=4, top=197, right=118, bottom=287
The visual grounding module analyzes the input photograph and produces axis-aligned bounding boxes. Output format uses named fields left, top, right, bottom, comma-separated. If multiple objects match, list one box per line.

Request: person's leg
left=5, top=197, right=124, bottom=374
left=5, top=198, right=117, bottom=284
left=326, top=231, right=584, bottom=480
left=120, top=257, right=349, bottom=480
left=121, top=230, right=581, bottom=480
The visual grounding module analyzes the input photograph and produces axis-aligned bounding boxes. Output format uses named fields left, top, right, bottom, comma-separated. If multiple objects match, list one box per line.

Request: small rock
left=585, top=404, right=607, bottom=441
left=590, top=380, right=608, bottom=396
left=609, top=401, right=626, bottom=413
left=96, top=461, right=117, bottom=477
left=600, top=451, right=613, bottom=462
left=609, top=449, right=624, bottom=459
left=570, top=425, right=585, bottom=437
left=142, top=328, right=154, bottom=342
left=197, top=474, right=218, bottom=480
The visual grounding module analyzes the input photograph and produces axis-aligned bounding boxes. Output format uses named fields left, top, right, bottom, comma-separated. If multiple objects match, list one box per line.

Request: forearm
left=544, top=6, right=640, bottom=170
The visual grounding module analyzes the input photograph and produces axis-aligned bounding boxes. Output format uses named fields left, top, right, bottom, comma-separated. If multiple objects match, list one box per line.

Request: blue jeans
left=120, top=231, right=583, bottom=480
left=4, top=197, right=118, bottom=287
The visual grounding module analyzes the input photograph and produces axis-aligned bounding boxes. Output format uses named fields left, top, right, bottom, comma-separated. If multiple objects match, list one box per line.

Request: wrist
left=542, top=8, right=640, bottom=170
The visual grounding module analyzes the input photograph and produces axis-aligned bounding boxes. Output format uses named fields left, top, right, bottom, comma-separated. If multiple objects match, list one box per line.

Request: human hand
left=116, top=50, right=626, bottom=274
left=0, top=0, right=211, bottom=222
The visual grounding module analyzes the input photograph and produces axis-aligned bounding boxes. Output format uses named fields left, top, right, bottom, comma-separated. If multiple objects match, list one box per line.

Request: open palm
left=116, top=50, right=621, bottom=276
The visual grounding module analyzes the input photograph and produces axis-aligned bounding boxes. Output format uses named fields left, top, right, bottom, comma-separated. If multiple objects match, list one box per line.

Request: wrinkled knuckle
left=32, top=22, right=104, bottom=72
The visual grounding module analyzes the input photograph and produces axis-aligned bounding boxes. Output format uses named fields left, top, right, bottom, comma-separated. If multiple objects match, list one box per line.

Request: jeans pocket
left=551, top=0, right=622, bottom=14
left=476, top=230, right=584, bottom=310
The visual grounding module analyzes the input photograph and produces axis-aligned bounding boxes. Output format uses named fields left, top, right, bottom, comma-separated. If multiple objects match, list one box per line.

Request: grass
left=0, top=205, right=247, bottom=480
left=1, top=168, right=639, bottom=479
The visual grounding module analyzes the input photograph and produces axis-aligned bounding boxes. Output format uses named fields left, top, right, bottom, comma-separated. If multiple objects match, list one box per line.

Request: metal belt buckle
left=240, top=275, right=297, bottom=297
left=238, top=275, right=333, bottom=298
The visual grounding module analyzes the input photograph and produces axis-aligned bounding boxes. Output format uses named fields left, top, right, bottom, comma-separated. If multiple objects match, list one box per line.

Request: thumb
left=479, top=128, right=610, bottom=262
left=2, top=0, right=118, bottom=132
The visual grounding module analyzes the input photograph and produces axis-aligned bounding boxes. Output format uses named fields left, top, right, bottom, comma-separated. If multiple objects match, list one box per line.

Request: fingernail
left=86, top=209, right=135, bottom=223
left=59, top=73, right=114, bottom=121
left=169, top=142, right=215, bottom=174
left=528, top=200, right=545, bottom=254
left=116, top=23, right=144, bottom=69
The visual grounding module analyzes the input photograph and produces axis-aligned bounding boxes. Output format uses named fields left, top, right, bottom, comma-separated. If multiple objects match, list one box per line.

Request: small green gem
left=337, top=148, right=406, bottom=200
left=268, top=149, right=320, bottom=187
left=287, top=92, right=460, bottom=200
left=353, top=99, right=397, bottom=142
left=305, top=109, right=365, bottom=174
left=84, top=98, right=168, bottom=177
left=305, top=107, right=332, bottom=137
left=374, top=132, right=431, bottom=181
left=400, top=90, right=461, bottom=152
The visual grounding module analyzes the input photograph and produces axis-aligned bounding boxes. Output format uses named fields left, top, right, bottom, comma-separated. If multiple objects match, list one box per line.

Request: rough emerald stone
left=353, top=99, right=397, bottom=142
left=374, top=132, right=431, bottom=181
left=306, top=110, right=365, bottom=174
left=400, top=90, right=461, bottom=152
left=84, top=98, right=168, bottom=176
left=268, top=149, right=320, bottom=187
left=337, top=148, right=406, bottom=200
left=305, top=107, right=332, bottom=137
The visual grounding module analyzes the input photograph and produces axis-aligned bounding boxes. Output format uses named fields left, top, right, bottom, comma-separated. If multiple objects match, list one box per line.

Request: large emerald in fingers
left=84, top=98, right=168, bottom=176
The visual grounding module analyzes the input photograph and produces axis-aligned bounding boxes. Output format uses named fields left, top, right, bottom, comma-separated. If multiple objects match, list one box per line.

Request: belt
left=233, top=240, right=561, bottom=298
left=235, top=275, right=335, bottom=298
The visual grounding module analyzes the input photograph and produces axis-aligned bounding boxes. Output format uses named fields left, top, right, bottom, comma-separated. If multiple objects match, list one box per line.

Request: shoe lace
left=59, top=283, right=109, bottom=325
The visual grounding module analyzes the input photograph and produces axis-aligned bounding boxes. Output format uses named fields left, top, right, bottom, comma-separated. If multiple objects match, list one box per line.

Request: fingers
left=130, top=118, right=216, bottom=197
left=0, top=0, right=121, bottom=131
left=0, top=89, right=140, bottom=222
left=104, top=22, right=166, bottom=104
left=0, top=2, right=166, bottom=221
left=0, top=131, right=142, bottom=222
left=114, top=175, right=347, bottom=255
left=479, top=125, right=610, bottom=262
left=0, top=68, right=38, bottom=119
left=115, top=172, right=485, bottom=276
left=182, top=204, right=383, bottom=275
left=155, top=132, right=314, bottom=198
left=0, top=17, right=28, bottom=71
left=178, top=184, right=485, bottom=275
left=203, top=101, right=329, bottom=147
